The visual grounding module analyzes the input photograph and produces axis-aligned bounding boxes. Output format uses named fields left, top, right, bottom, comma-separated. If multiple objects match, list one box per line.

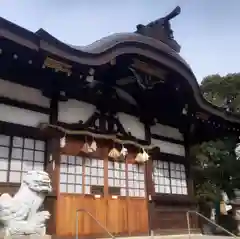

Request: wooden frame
left=0, top=96, right=50, bottom=114
left=152, top=160, right=188, bottom=195
left=56, top=138, right=149, bottom=236
left=0, top=134, right=46, bottom=184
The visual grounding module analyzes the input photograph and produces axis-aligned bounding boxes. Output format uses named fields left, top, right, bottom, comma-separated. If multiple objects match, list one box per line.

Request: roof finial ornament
left=136, top=6, right=181, bottom=53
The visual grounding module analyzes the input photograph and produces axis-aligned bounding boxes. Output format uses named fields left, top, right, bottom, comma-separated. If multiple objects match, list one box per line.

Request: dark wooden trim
left=152, top=194, right=196, bottom=205
left=151, top=133, right=184, bottom=145
left=0, top=184, right=59, bottom=198
left=56, top=121, right=150, bottom=146
left=57, top=110, right=128, bottom=136
left=0, top=96, right=50, bottom=114
left=144, top=123, right=151, bottom=143
left=49, top=93, right=59, bottom=124
left=152, top=151, right=187, bottom=165
left=0, top=182, right=20, bottom=194
left=0, top=121, right=50, bottom=140
left=154, top=208, right=195, bottom=212
left=0, top=182, right=20, bottom=187
left=6, top=135, right=12, bottom=182
left=46, top=192, right=57, bottom=198
left=144, top=123, right=154, bottom=234
left=45, top=92, right=60, bottom=235
left=183, top=128, right=195, bottom=198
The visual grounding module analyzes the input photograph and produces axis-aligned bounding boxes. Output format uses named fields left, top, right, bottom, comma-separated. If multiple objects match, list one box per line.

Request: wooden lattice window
left=127, top=163, right=145, bottom=197
left=84, top=158, right=104, bottom=194
left=153, top=160, right=171, bottom=194
left=170, top=162, right=187, bottom=195
left=59, top=155, right=83, bottom=194
left=0, top=134, right=10, bottom=182
left=153, top=160, right=188, bottom=195
left=0, top=135, right=45, bottom=183
left=108, top=161, right=126, bottom=196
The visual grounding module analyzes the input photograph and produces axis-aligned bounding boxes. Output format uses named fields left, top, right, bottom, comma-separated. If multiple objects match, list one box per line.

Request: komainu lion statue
left=0, top=171, right=52, bottom=237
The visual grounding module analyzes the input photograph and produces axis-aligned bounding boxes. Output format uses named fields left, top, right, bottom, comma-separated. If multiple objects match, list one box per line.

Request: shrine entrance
left=56, top=138, right=149, bottom=237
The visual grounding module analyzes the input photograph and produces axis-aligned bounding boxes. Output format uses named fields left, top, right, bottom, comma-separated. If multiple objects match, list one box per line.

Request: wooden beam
left=0, top=96, right=50, bottom=114
left=44, top=91, right=60, bottom=235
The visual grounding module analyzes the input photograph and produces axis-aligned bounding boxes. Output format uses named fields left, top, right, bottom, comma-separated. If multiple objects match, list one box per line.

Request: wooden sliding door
left=56, top=138, right=149, bottom=237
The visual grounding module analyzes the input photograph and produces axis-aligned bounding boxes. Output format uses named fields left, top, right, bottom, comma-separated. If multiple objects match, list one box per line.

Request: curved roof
left=38, top=30, right=190, bottom=67
left=35, top=28, right=190, bottom=68
left=0, top=16, right=240, bottom=124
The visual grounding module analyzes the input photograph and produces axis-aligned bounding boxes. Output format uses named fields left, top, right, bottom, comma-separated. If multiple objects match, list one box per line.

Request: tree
left=197, top=73, right=240, bottom=226
left=190, top=137, right=240, bottom=208
left=200, top=73, right=240, bottom=113
left=199, top=73, right=240, bottom=201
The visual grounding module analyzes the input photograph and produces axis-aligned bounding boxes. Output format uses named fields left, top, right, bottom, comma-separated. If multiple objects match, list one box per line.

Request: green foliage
left=200, top=73, right=240, bottom=112
left=190, top=137, right=240, bottom=204
left=198, top=73, right=240, bottom=202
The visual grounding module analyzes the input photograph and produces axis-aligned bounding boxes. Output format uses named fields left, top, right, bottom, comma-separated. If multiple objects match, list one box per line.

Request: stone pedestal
left=0, top=232, right=51, bottom=239
left=10, top=236, right=51, bottom=239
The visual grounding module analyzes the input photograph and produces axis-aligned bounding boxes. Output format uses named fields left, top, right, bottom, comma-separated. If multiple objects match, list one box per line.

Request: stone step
left=0, top=234, right=233, bottom=239
left=97, top=235, right=235, bottom=239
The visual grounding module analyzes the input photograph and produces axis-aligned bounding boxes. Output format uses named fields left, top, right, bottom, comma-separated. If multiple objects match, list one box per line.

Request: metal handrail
left=76, top=208, right=114, bottom=239
left=186, top=210, right=237, bottom=239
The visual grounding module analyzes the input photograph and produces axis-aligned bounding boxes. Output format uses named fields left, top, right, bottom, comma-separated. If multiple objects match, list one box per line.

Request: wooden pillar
left=183, top=122, right=198, bottom=230
left=44, top=92, right=60, bottom=235
left=144, top=123, right=154, bottom=235
left=184, top=122, right=195, bottom=198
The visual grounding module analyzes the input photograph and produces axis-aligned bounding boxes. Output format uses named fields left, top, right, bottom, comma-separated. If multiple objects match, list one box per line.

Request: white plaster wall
left=117, top=113, right=145, bottom=140
left=151, top=138, right=185, bottom=156
left=150, top=123, right=184, bottom=141
left=58, top=99, right=96, bottom=123
left=0, top=78, right=50, bottom=107
left=0, top=104, right=49, bottom=127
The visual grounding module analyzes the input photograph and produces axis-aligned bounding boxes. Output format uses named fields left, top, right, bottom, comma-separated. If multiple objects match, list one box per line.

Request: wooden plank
left=56, top=194, right=79, bottom=236
left=56, top=194, right=108, bottom=237
left=127, top=198, right=149, bottom=235
left=107, top=198, right=128, bottom=235
left=56, top=195, right=149, bottom=237
left=56, top=140, right=150, bottom=237
left=151, top=207, right=199, bottom=231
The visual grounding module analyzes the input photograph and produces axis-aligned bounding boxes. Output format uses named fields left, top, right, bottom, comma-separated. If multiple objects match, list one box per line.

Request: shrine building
left=0, top=7, right=240, bottom=238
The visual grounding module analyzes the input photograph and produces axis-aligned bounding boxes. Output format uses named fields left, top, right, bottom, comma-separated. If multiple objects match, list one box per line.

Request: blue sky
left=0, top=0, right=239, bottom=83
